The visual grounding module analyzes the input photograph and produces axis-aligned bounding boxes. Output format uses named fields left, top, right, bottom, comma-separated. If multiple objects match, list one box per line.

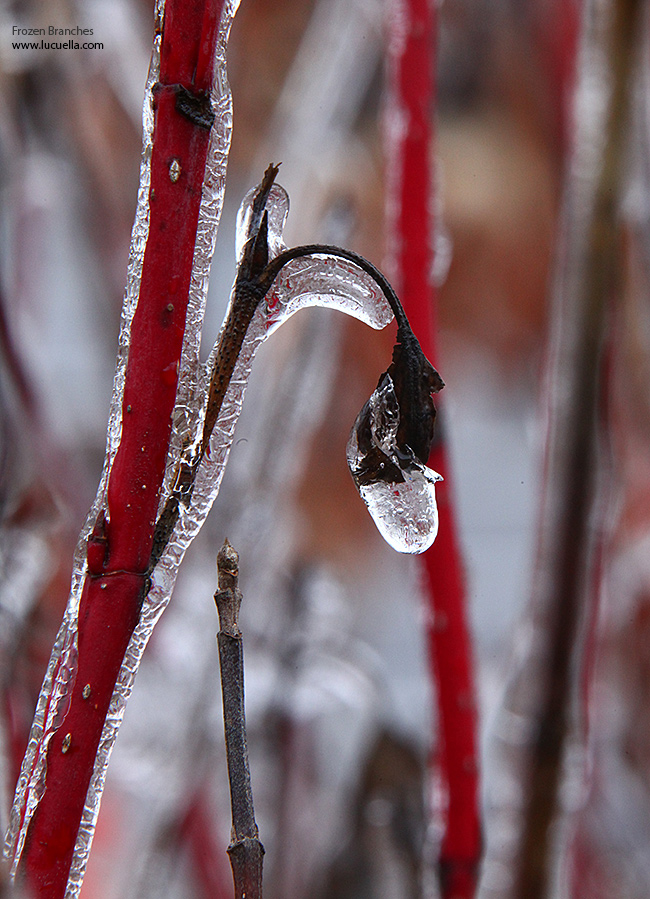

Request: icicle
left=347, top=373, right=442, bottom=554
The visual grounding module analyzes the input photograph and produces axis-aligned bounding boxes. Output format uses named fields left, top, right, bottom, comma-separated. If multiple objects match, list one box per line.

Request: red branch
left=20, top=2, right=225, bottom=896
left=180, top=790, right=233, bottom=899
left=534, top=0, right=580, bottom=153
left=386, top=1, right=481, bottom=896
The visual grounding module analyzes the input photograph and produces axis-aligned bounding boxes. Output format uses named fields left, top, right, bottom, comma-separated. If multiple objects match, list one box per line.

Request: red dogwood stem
left=535, top=0, right=580, bottom=153
left=18, top=2, right=226, bottom=896
left=180, top=790, right=233, bottom=899
left=385, top=1, right=481, bottom=896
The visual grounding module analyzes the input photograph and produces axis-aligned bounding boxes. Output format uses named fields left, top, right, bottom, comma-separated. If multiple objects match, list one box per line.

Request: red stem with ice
left=17, top=2, right=225, bottom=896
left=385, top=1, right=482, bottom=895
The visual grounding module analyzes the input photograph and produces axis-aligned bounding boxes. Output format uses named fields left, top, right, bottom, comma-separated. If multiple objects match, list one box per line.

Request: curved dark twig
left=148, top=171, right=443, bottom=572
left=259, top=244, right=444, bottom=462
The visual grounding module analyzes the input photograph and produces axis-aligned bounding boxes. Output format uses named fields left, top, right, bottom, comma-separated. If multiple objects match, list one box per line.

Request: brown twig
left=512, top=0, right=642, bottom=897
left=150, top=165, right=443, bottom=572
left=214, top=540, right=264, bottom=899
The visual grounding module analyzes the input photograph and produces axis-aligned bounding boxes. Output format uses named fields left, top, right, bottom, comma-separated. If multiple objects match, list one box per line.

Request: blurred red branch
left=180, top=790, right=233, bottom=899
left=535, top=0, right=580, bottom=153
left=385, top=1, right=481, bottom=896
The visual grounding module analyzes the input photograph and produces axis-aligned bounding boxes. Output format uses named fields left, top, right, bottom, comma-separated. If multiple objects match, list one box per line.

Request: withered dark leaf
left=387, top=327, right=444, bottom=465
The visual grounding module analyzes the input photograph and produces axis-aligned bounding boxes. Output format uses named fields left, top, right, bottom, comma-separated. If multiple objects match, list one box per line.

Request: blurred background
left=2, top=0, right=650, bottom=897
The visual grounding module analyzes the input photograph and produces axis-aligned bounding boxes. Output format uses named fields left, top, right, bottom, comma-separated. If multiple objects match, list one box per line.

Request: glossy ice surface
left=347, top=374, right=442, bottom=554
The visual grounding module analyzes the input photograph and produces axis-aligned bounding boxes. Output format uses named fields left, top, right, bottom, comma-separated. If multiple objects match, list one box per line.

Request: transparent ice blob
left=346, top=373, right=442, bottom=554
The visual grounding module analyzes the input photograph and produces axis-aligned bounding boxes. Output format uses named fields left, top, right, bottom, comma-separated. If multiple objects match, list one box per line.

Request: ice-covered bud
left=347, top=339, right=444, bottom=555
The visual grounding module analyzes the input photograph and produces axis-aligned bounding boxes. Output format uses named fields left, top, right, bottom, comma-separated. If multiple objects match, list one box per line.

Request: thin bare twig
left=512, top=0, right=643, bottom=896
left=214, top=540, right=264, bottom=899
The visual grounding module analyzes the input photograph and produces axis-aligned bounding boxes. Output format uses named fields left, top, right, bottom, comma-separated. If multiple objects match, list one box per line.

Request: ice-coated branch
left=150, top=164, right=445, bottom=567
left=384, top=0, right=481, bottom=893
left=5, top=1, right=237, bottom=896
left=149, top=165, right=283, bottom=570
left=214, top=540, right=264, bottom=899
left=260, top=241, right=445, bottom=464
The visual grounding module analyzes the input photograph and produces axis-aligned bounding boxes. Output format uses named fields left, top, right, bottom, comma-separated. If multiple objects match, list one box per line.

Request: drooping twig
left=214, top=540, right=264, bottom=899
left=384, top=1, right=481, bottom=896
left=151, top=164, right=444, bottom=569
left=512, top=0, right=642, bottom=897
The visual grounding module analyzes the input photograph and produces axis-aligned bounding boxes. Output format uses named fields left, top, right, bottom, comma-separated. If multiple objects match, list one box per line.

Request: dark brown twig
left=150, top=166, right=443, bottom=571
left=214, top=540, right=264, bottom=899
left=512, top=0, right=642, bottom=897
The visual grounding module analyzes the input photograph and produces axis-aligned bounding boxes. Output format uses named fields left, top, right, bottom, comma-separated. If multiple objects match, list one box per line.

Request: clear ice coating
left=152, top=186, right=395, bottom=578
left=346, top=374, right=442, bottom=554
left=4, top=11, right=165, bottom=881
left=236, top=181, right=289, bottom=261
left=4, top=0, right=242, bottom=891
left=235, top=182, right=393, bottom=333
